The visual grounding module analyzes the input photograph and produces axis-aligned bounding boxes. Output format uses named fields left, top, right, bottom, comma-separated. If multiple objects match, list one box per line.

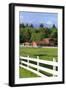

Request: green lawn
left=19, top=47, right=58, bottom=61
left=19, top=47, right=58, bottom=78
left=19, top=67, right=39, bottom=78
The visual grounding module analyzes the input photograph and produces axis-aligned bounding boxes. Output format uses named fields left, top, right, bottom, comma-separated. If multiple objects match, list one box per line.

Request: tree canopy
left=20, top=23, right=58, bottom=46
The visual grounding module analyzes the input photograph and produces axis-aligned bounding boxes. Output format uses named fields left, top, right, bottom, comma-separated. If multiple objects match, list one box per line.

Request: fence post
left=37, top=56, right=39, bottom=72
left=27, top=55, right=29, bottom=67
left=53, top=58, right=56, bottom=77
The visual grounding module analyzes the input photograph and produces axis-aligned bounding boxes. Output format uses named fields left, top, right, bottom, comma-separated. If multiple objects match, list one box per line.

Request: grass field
left=19, top=47, right=58, bottom=61
left=19, top=47, right=58, bottom=78
left=19, top=67, right=39, bottom=78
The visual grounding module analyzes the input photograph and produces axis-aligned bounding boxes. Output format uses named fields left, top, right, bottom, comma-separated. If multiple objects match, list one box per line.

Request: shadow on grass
left=34, top=54, right=57, bottom=58
left=34, top=54, right=47, bottom=57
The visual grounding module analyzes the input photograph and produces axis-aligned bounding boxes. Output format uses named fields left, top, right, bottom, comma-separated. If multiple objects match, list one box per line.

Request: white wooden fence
left=19, top=56, right=58, bottom=77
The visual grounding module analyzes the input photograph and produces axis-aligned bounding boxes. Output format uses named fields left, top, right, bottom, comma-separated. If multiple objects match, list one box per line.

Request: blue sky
left=19, top=11, right=58, bottom=28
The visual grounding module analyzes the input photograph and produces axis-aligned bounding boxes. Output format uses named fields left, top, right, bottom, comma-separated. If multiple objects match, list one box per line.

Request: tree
left=52, top=24, right=56, bottom=28
left=50, top=25, right=57, bottom=38
left=26, top=24, right=29, bottom=27
left=19, top=23, right=58, bottom=46
left=44, top=28, right=51, bottom=38
left=20, top=23, right=25, bottom=28
left=50, top=24, right=58, bottom=46
left=40, top=23, right=44, bottom=28
left=30, top=32, right=43, bottom=42
left=30, top=24, right=33, bottom=28
left=20, top=28, right=25, bottom=43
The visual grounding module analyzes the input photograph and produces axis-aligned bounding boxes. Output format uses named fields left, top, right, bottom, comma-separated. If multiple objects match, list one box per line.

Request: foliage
left=40, top=23, right=44, bottom=28
left=19, top=23, right=58, bottom=45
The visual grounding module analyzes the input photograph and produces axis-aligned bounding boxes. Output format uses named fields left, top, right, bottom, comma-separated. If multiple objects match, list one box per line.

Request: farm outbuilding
left=23, top=38, right=57, bottom=47
left=32, top=41, right=37, bottom=47
left=37, top=38, right=56, bottom=46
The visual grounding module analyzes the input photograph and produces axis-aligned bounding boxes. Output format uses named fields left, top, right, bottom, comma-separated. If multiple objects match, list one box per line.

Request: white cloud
left=46, top=21, right=52, bottom=25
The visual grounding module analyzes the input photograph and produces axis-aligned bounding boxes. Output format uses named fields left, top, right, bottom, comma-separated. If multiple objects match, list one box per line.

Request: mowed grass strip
left=19, top=67, right=39, bottom=78
left=20, top=47, right=58, bottom=61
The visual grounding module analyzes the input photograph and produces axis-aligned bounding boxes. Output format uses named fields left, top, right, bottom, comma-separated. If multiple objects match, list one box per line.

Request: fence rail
left=19, top=56, right=58, bottom=77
